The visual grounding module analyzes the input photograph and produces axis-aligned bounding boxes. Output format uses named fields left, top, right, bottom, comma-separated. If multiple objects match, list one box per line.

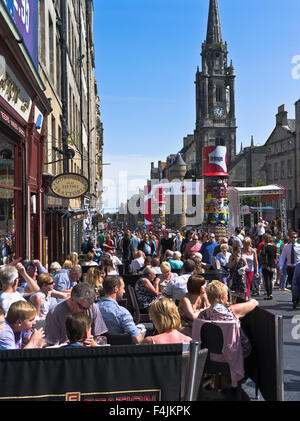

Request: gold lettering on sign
left=0, top=73, right=30, bottom=111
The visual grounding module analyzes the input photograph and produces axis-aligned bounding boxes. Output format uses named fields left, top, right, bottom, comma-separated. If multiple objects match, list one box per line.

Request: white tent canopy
left=227, top=184, right=287, bottom=235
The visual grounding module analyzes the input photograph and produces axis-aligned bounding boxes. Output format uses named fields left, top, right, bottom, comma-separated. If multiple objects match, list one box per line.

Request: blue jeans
left=279, top=264, right=288, bottom=289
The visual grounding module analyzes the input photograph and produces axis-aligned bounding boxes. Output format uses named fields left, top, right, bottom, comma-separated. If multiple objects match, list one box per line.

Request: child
left=63, top=313, right=98, bottom=348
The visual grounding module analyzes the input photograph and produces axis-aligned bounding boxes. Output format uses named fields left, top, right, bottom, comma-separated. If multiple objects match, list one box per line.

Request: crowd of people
left=0, top=218, right=299, bottom=390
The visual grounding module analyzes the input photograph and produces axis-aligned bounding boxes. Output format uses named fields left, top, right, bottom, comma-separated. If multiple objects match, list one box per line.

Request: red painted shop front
left=0, top=9, right=52, bottom=262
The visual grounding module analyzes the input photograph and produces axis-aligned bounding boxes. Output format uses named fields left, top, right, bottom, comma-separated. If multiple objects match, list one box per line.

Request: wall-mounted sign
left=2, top=0, right=39, bottom=68
left=0, top=64, right=32, bottom=121
left=51, top=173, right=89, bottom=199
left=0, top=105, right=25, bottom=138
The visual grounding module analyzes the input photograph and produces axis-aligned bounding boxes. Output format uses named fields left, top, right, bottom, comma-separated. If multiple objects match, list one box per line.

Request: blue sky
left=93, top=0, right=300, bottom=211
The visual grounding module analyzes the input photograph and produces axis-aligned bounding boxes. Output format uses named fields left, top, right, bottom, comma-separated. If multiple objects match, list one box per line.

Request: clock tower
left=194, top=0, right=237, bottom=178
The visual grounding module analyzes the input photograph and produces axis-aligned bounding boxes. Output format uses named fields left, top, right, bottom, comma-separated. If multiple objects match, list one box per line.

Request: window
left=39, top=0, right=46, bottom=65
left=0, top=137, right=22, bottom=263
left=216, top=87, right=223, bottom=102
left=280, top=161, right=285, bottom=178
left=287, top=190, right=293, bottom=210
left=274, top=163, right=278, bottom=180
left=49, top=13, right=54, bottom=83
left=287, top=159, right=293, bottom=177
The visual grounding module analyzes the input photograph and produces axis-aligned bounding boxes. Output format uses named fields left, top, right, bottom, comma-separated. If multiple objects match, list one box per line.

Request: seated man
left=98, top=276, right=144, bottom=343
left=0, top=301, right=45, bottom=349
left=45, top=282, right=107, bottom=346
left=0, top=264, right=40, bottom=314
left=62, top=313, right=97, bottom=348
left=129, top=250, right=145, bottom=273
left=164, top=259, right=196, bottom=302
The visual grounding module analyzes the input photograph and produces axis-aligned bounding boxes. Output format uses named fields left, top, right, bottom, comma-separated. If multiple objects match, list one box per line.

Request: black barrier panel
left=241, top=307, right=277, bottom=401
left=0, top=344, right=182, bottom=401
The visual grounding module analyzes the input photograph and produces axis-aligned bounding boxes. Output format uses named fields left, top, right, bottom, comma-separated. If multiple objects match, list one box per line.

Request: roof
left=228, top=184, right=285, bottom=197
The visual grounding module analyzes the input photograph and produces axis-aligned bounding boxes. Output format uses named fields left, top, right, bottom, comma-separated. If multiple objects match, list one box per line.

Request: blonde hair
left=63, top=260, right=73, bottom=269
left=220, top=243, right=229, bottom=252
left=68, top=252, right=79, bottom=266
left=206, top=280, right=228, bottom=305
left=6, top=301, right=37, bottom=324
left=160, top=262, right=171, bottom=273
left=243, top=237, right=253, bottom=248
left=149, top=298, right=182, bottom=333
left=85, top=267, right=103, bottom=289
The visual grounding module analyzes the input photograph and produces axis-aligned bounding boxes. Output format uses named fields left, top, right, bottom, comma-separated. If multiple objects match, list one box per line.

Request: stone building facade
left=38, top=0, right=104, bottom=264
left=265, top=103, right=300, bottom=230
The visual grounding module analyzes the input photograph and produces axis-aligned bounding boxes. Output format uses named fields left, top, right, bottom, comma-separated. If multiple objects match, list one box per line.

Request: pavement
left=242, top=285, right=300, bottom=401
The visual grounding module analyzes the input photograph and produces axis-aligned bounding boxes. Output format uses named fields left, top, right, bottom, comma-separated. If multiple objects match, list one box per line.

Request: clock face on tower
left=214, top=106, right=225, bottom=119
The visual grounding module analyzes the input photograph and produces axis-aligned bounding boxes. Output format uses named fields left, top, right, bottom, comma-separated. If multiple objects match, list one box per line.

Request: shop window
left=0, top=139, right=14, bottom=186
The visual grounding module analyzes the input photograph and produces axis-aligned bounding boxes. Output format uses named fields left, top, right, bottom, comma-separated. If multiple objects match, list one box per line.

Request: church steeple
left=194, top=0, right=237, bottom=178
left=206, top=0, right=223, bottom=44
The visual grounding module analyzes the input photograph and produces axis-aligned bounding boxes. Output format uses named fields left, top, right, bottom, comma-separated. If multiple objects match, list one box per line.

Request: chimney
left=276, top=105, right=288, bottom=127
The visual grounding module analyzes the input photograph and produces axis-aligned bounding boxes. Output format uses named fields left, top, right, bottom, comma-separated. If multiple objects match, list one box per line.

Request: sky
left=93, top=0, right=300, bottom=212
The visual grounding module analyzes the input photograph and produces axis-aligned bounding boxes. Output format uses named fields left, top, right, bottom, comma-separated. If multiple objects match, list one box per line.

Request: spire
left=206, top=0, right=223, bottom=44
left=251, top=136, right=254, bottom=147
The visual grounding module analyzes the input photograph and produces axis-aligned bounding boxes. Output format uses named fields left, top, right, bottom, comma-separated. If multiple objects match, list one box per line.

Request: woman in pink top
left=142, top=297, right=191, bottom=345
left=184, top=235, right=202, bottom=259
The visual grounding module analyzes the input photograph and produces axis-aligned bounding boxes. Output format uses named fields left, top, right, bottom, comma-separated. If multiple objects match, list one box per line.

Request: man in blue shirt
left=98, top=276, right=144, bottom=343
left=200, top=233, right=218, bottom=267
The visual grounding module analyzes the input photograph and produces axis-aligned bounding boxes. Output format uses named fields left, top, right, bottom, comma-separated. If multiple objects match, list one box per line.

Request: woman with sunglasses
left=30, top=273, right=70, bottom=320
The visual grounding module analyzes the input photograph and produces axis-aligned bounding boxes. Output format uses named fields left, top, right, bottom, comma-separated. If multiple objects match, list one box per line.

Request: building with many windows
left=38, top=0, right=103, bottom=265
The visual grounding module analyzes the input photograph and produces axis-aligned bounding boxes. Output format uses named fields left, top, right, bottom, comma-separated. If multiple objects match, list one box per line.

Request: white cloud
left=102, top=154, right=162, bottom=212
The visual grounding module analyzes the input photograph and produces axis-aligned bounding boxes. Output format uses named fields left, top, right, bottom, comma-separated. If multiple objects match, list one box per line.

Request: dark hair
left=183, top=259, right=196, bottom=273
left=187, top=275, right=206, bottom=295
left=65, top=313, right=92, bottom=343
left=152, top=257, right=160, bottom=267
left=103, top=275, right=122, bottom=295
left=0, top=305, right=5, bottom=317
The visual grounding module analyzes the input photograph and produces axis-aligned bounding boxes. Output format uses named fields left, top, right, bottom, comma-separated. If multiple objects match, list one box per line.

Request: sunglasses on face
left=76, top=301, right=91, bottom=311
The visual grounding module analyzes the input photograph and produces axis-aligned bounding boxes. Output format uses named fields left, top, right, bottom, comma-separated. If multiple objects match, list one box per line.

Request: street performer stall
left=227, top=184, right=287, bottom=235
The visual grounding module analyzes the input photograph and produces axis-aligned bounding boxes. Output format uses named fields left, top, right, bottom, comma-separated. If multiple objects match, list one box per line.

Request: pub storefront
left=0, top=3, right=52, bottom=261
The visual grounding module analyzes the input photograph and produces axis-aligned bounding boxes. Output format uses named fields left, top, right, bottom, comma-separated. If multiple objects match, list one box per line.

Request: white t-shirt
left=0, top=292, right=26, bottom=314
left=257, top=222, right=266, bottom=236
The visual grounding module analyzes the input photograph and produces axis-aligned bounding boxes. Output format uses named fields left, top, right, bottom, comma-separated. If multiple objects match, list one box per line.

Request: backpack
left=258, top=244, right=267, bottom=266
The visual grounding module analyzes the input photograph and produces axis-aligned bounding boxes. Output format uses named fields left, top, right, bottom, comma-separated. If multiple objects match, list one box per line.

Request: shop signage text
left=51, top=173, right=89, bottom=199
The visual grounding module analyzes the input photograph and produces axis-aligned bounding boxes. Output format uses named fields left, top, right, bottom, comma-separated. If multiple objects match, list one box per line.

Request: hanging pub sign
left=51, top=173, right=89, bottom=199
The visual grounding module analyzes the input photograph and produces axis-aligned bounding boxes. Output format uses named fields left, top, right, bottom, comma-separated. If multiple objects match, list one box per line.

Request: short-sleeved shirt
left=0, top=321, right=31, bottom=349
left=53, top=269, right=75, bottom=292
left=45, top=300, right=107, bottom=345
left=200, top=241, right=218, bottom=265
left=164, top=273, right=192, bottom=301
left=0, top=292, right=26, bottom=315
left=98, top=298, right=139, bottom=338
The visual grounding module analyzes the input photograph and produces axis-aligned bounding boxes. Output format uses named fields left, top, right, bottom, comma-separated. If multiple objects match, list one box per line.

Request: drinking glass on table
left=94, top=336, right=108, bottom=346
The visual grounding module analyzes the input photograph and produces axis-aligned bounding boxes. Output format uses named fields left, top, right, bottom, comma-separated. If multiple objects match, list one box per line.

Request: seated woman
left=101, top=256, right=119, bottom=276
left=199, top=280, right=258, bottom=357
left=158, top=262, right=178, bottom=293
left=30, top=274, right=70, bottom=320
left=178, top=275, right=210, bottom=336
left=142, top=297, right=192, bottom=345
left=85, top=267, right=104, bottom=300
left=135, top=266, right=162, bottom=312
left=192, top=255, right=206, bottom=274
left=168, top=251, right=183, bottom=271
left=82, top=252, right=98, bottom=267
